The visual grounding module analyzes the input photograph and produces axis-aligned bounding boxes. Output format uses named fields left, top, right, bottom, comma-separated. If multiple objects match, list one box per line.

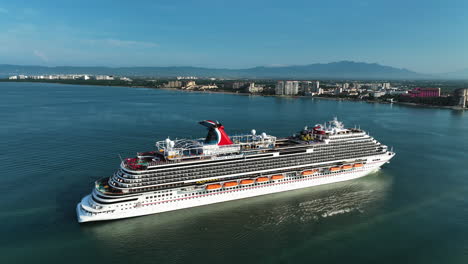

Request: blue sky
left=0, top=0, right=467, bottom=73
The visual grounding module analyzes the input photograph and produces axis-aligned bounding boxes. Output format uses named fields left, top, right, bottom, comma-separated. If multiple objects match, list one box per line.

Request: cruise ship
left=77, top=118, right=395, bottom=223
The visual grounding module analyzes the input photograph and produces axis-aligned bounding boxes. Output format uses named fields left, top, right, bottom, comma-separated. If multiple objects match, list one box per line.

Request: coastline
left=304, top=95, right=465, bottom=110
left=1, top=80, right=465, bottom=111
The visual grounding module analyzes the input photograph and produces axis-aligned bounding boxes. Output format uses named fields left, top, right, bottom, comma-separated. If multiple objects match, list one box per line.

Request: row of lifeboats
left=329, top=163, right=364, bottom=172
left=301, top=163, right=364, bottom=175
left=205, top=163, right=365, bottom=190
left=205, top=174, right=286, bottom=190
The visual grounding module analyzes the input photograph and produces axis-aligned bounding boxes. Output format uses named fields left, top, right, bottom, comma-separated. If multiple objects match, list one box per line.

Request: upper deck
left=121, top=118, right=368, bottom=172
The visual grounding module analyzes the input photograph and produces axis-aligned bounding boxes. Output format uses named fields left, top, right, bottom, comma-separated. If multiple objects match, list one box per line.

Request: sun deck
left=118, top=118, right=368, bottom=174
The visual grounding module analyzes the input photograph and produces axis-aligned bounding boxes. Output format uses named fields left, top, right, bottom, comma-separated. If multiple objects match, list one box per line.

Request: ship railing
left=153, top=134, right=277, bottom=146
left=229, top=134, right=276, bottom=144
left=155, top=134, right=276, bottom=157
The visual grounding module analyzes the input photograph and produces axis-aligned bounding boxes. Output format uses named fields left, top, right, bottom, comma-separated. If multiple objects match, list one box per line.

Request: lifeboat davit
left=341, top=165, right=353, bottom=170
left=240, top=179, right=254, bottom=185
left=329, top=167, right=341, bottom=172
left=271, top=174, right=284, bottom=180
left=256, top=177, right=269, bottom=183
left=206, top=183, right=222, bottom=190
left=301, top=169, right=318, bottom=176
left=224, top=181, right=238, bottom=188
left=353, top=163, right=364, bottom=168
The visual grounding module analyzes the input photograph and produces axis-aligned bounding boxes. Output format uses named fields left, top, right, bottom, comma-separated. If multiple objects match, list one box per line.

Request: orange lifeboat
left=256, top=177, right=269, bottom=183
left=240, top=179, right=254, bottom=185
left=301, top=169, right=318, bottom=176
left=353, top=163, right=364, bottom=168
left=271, top=174, right=284, bottom=180
left=206, top=183, right=222, bottom=190
left=329, top=167, right=341, bottom=172
left=342, top=165, right=353, bottom=170
left=223, top=181, right=238, bottom=188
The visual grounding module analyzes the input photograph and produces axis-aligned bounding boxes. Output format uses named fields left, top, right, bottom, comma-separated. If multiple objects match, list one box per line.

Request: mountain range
left=0, top=61, right=466, bottom=80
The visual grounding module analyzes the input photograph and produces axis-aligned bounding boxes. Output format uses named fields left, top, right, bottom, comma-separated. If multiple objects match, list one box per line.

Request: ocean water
left=1, top=82, right=467, bottom=264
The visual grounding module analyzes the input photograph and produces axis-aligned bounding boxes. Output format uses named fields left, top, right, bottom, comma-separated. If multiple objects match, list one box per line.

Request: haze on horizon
left=0, top=0, right=467, bottom=74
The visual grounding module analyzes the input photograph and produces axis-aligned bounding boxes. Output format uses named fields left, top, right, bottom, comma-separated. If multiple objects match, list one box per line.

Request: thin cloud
left=84, top=38, right=159, bottom=48
left=33, top=50, right=49, bottom=62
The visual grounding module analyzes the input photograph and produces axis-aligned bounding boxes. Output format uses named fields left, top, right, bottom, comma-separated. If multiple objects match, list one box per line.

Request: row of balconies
left=120, top=141, right=379, bottom=180
left=110, top=149, right=383, bottom=188
left=116, top=144, right=381, bottom=185
left=111, top=154, right=372, bottom=192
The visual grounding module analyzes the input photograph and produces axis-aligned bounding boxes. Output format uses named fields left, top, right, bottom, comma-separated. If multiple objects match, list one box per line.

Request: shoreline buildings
left=407, top=87, right=441, bottom=97
left=275, top=81, right=307, bottom=95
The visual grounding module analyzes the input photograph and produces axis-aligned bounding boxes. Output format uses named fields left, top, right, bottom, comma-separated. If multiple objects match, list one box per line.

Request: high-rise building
left=275, top=81, right=299, bottom=95
left=342, top=83, right=349, bottom=89
left=301, top=81, right=312, bottom=95
left=455, top=88, right=468, bottom=108
left=314, top=81, right=320, bottom=92
left=284, top=81, right=299, bottom=95
left=302, top=81, right=322, bottom=95
left=275, top=81, right=285, bottom=95
left=407, top=87, right=441, bottom=97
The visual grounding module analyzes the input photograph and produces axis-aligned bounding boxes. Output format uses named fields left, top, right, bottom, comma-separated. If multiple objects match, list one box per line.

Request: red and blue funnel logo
left=199, top=120, right=233, bottom=146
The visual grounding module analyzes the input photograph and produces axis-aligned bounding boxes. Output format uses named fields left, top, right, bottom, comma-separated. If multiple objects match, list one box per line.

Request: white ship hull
left=77, top=153, right=394, bottom=223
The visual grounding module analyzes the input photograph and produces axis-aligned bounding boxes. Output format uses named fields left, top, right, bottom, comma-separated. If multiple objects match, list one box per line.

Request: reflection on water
left=84, top=171, right=393, bottom=246
left=451, top=109, right=466, bottom=117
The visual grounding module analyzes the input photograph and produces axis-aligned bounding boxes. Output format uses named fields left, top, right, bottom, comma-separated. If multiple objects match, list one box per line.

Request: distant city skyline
left=1, top=0, right=467, bottom=74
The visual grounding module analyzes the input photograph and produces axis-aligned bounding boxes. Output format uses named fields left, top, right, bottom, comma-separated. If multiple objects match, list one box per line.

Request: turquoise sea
left=1, top=82, right=468, bottom=264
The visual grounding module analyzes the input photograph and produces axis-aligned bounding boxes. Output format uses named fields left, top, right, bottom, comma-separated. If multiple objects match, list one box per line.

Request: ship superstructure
left=77, top=118, right=395, bottom=223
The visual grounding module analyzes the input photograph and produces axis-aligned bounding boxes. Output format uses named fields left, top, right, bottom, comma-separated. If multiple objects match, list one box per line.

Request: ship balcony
left=95, top=178, right=125, bottom=195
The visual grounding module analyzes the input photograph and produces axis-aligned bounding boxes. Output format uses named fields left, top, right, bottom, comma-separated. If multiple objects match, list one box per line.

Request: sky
left=0, top=0, right=467, bottom=73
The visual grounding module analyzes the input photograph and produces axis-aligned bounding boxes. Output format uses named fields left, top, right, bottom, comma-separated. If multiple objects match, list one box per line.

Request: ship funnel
left=199, top=120, right=233, bottom=146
